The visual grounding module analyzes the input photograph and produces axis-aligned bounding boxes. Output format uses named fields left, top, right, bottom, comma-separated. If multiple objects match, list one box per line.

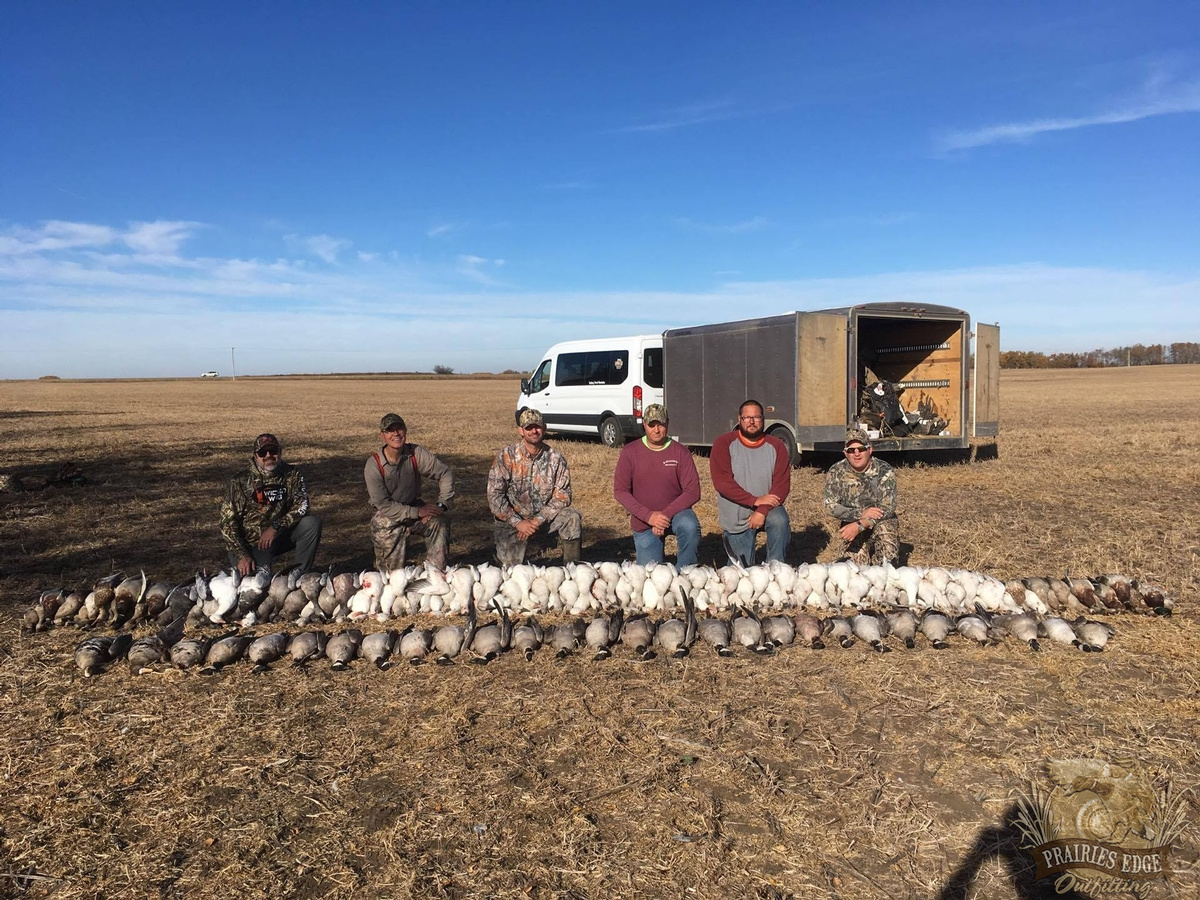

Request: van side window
left=529, top=359, right=551, bottom=393
left=643, top=347, right=663, bottom=388
left=555, top=351, right=629, bottom=387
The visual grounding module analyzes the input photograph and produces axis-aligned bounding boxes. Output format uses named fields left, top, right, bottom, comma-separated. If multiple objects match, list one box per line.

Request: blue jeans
left=723, top=505, right=790, bottom=565
left=632, top=508, right=701, bottom=567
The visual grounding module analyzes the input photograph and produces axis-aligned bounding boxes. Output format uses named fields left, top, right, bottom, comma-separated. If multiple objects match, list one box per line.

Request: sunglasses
left=845, top=446, right=869, bottom=455
left=521, top=423, right=544, bottom=431
left=255, top=447, right=280, bottom=458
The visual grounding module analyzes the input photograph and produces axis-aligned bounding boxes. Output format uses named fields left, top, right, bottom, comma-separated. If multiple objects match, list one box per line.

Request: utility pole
left=232, top=347, right=237, bottom=380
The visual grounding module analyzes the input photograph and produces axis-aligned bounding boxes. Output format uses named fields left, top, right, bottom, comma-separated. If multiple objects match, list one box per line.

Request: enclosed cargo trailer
left=663, top=302, right=998, bottom=462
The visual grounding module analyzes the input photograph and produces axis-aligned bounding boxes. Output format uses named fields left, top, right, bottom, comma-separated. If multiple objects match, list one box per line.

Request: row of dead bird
left=24, top=559, right=1174, bottom=637
left=72, top=590, right=1120, bottom=677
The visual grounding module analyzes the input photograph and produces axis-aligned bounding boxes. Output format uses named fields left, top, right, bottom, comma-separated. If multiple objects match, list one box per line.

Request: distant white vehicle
left=200, top=371, right=219, bottom=378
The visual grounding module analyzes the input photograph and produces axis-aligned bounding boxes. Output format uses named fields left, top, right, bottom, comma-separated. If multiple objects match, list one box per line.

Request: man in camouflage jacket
left=823, top=429, right=899, bottom=566
left=220, top=433, right=322, bottom=575
left=487, top=408, right=582, bottom=566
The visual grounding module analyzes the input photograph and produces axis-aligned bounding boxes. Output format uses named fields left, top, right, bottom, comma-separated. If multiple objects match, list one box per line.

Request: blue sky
left=3, top=2, right=1199, bottom=378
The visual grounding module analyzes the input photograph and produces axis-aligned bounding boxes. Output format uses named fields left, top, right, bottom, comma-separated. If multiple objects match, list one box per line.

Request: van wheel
left=768, top=426, right=799, bottom=467
left=599, top=416, right=623, bottom=448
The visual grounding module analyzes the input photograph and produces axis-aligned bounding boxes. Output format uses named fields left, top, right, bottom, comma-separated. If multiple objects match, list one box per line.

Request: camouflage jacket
left=486, top=441, right=572, bottom=526
left=823, top=457, right=898, bottom=523
left=219, top=460, right=312, bottom=557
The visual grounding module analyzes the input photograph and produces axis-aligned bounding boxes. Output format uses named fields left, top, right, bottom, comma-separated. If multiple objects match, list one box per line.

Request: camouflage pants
left=370, top=511, right=449, bottom=570
left=493, top=507, right=582, bottom=567
left=837, top=516, right=900, bottom=567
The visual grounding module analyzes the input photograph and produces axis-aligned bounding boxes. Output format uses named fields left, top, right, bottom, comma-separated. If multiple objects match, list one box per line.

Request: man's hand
left=747, top=510, right=766, bottom=529
left=839, top=522, right=863, bottom=543
left=417, top=503, right=441, bottom=524
left=237, top=556, right=255, bottom=577
left=647, top=511, right=671, bottom=536
left=257, top=526, right=277, bottom=550
left=862, top=506, right=884, bottom=522
left=514, top=519, right=540, bottom=540
left=754, top=493, right=783, bottom=509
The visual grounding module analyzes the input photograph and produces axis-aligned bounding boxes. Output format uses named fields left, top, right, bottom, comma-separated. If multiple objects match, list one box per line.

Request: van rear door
left=973, top=323, right=1000, bottom=437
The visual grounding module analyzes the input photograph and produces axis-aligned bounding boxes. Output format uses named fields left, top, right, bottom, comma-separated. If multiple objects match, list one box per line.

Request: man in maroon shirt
left=709, top=399, right=791, bottom=565
left=613, top=404, right=701, bottom=567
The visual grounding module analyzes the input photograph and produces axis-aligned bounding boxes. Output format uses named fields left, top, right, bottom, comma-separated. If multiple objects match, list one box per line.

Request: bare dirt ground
left=1, top=367, right=1197, bottom=899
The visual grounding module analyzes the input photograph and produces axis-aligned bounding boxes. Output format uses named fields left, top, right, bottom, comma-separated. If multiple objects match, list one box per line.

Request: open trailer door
left=973, top=322, right=1000, bottom=438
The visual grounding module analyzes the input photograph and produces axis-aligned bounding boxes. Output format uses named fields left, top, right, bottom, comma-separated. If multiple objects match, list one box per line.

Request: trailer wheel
left=599, top=416, right=623, bottom=448
left=768, top=426, right=799, bottom=467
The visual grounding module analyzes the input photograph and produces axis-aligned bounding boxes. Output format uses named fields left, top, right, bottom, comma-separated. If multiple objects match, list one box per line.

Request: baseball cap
left=380, top=413, right=407, bottom=432
left=517, top=408, right=545, bottom=428
left=844, top=428, right=871, bottom=449
left=643, top=403, right=668, bottom=425
left=253, top=433, right=281, bottom=454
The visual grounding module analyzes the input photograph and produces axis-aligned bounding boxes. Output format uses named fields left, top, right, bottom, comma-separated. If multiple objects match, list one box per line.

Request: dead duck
left=884, top=609, right=917, bottom=649
left=850, top=611, right=891, bottom=653
left=22, top=589, right=63, bottom=634
left=54, top=589, right=87, bottom=628
left=326, top=629, right=363, bottom=670
left=732, top=606, right=772, bottom=654
left=433, top=604, right=478, bottom=665
left=1073, top=618, right=1115, bottom=652
left=620, top=614, right=657, bottom=660
left=289, top=631, right=328, bottom=668
left=918, top=611, right=953, bottom=650
left=955, top=613, right=994, bottom=647
left=761, top=613, right=796, bottom=649
left=585, top=609, right=624, bottom=661
left=200, top=633, right=254, bottom=675
left=82, top=572, right=125, bottom=628
left=247, top=632, right=291, bottom=673
left=1038, top=616, right=1080, bottom=649
left=546, top=619, right=586, bottom=660
left=170, top=635, right=211, bottom=670
left=74, top=633, right=133, bottom=677
left=143, top=581, right=173, bottom=624
left=823, top=615, right=856, bottom=649
left=399, top=625, right=435, bottom=665
left=991, top=612, right=1041, bottom=651
left=654, top=588, right=697, bottom=658
left=698, top=613, right=735, bottom=657
left=127, top=618, right=186, bottom=675
left=511, top=616, right=545, bottom=661
left=361, top=630, right=399, bottom=669
left=792, top=613, right=825, bottom=650
left=470, top=600, right=512, bottom=663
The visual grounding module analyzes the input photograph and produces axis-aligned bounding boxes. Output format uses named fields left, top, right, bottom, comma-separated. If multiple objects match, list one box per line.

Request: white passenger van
left=517, top=335, right=664, bottom=447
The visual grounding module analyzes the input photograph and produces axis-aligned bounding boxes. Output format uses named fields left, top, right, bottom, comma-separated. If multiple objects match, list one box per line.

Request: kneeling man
left=613, top=404, right=701, bottom=567
left=366, top=413, right=455, bottom=570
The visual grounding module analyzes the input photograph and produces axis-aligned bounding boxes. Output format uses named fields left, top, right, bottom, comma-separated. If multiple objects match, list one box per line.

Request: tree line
left=1000, top=342, right=1200, bottom=369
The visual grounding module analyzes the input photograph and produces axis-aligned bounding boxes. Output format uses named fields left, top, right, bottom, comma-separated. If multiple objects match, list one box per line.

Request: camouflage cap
left=517, top=408, right=545, bottom=428
left=844, top=428, right=871, bottom=449
left=380, top=413, right=407, bottom=432
left=253, top=433, right=281, bottom=453
left=643, top=403, right=668, bottom=425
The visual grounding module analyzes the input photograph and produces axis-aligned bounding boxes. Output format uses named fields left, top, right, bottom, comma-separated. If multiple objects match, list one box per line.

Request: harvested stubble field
left=1, top=367, right=1198, bottom=900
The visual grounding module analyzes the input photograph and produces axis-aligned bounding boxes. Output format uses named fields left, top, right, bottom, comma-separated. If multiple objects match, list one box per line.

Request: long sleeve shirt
left=709, top=430, right=790, bottom=534
left=613, top=438, right=701, bottom=532
left=823, top=457, right=898, bottom=523
left=364, top=444, right=455, bottom=524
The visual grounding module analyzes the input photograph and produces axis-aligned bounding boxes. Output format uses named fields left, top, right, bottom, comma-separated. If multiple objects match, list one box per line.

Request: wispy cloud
left=427, top=222, right=458, bottom=238
left=286, top=232, right=352, bottom=263
left=2, top=217, right=1197, bottom=377
left=939, top=65, right=1200, bottom=152
left=672, top=215, right=769, bottom=234
left=611, top=99, right=742, bottom=134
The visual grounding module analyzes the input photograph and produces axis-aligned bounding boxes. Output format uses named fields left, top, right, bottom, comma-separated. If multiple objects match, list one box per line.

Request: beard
left=256, top=459, right=280, bottom=475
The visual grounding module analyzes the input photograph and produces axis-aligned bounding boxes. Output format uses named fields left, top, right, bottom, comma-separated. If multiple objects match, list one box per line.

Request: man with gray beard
left=219, top=433, right=322, bottom=575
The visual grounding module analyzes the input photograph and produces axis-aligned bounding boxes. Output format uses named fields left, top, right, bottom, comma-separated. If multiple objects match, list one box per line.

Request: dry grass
left=1, top=368, right=1198, bottom=899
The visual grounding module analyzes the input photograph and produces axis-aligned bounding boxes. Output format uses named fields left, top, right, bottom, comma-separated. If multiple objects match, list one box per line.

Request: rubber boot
left=560, top=537, right=582, bottom=564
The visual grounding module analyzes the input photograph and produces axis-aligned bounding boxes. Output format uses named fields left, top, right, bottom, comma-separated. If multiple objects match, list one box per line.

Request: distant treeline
left=1000, top=342, right=1200, bottom=369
